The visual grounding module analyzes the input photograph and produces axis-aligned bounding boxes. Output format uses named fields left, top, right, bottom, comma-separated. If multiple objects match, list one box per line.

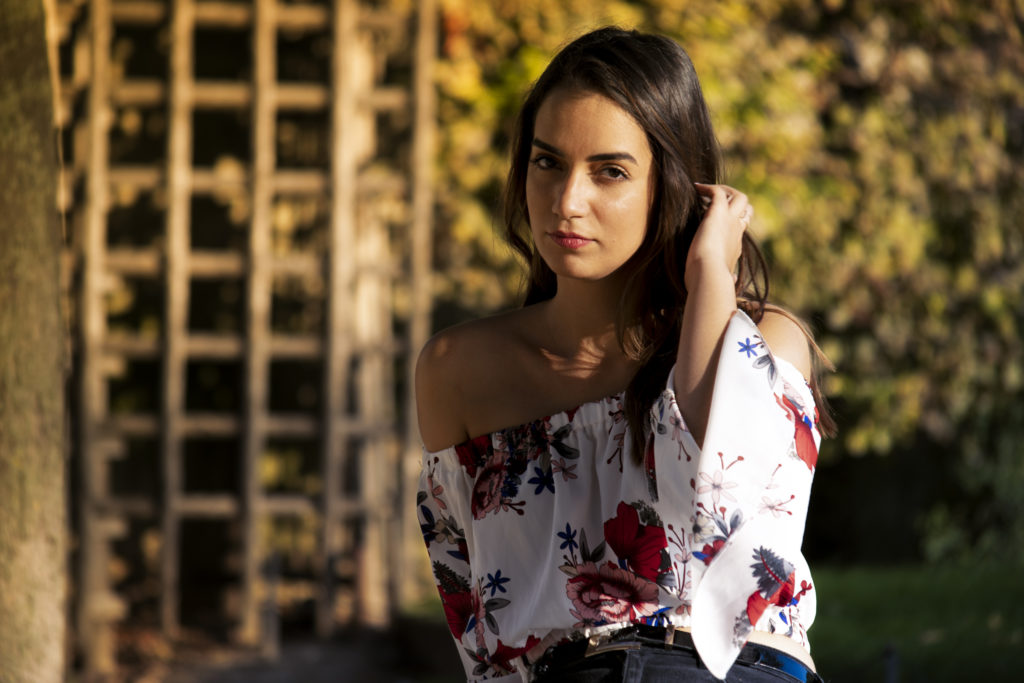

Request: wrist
left=684, top=256, right=735, bottom=293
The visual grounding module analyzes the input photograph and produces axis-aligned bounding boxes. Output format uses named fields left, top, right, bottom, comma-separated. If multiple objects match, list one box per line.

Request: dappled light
left=2, top=0, right=1016, bottom=681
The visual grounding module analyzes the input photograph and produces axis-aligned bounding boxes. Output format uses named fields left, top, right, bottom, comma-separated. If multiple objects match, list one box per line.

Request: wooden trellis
left=53, top=0, right=436, bottom=675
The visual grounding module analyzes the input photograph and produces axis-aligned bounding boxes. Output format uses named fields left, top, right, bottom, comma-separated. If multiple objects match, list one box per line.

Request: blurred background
left=26, top=0, right=1024, bottom=680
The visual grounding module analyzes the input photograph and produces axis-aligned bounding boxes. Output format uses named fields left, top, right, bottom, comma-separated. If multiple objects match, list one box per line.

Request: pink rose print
left=566, top=561, right=660, bottom=625
left=471, top=452, right=508, bottom=519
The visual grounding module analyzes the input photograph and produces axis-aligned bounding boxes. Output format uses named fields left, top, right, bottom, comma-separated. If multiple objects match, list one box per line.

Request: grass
left=811, top=562, right=1023, bottom=682
left=401, top=562, right=1023, bottom=682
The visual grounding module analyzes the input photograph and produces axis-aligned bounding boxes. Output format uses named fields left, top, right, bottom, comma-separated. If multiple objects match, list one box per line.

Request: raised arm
left=673, top=184, right=812, bottom=447
left=673, top=183, right=749, bottom=447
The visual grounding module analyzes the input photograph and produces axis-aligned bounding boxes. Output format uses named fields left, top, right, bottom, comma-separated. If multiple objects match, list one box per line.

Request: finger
left=723, top=187, right=747, bottom=208
left=729, top=195, right=750, bottom=222
left=739, top=205, right=753, bottom=230
left=694, top=183, right=731, bottom=212
left=694, top=184, right=752, bottom=227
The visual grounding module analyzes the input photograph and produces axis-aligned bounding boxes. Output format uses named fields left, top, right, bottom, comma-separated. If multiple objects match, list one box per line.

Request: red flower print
left=566, top=561, right=660, bottom=625
left=603, top=502, right=669, bottom=581
left=746, top=546, right=806, bottom=628
left=471, top=452, right=508, bottom=519
left=746, top=570, right=796, bottom=628
left=697, top=538, right=726, bottom=565
left=455, top=434, right=491, bottom=477
left=438, top=584, right=474, bottom=638
left=488, top=636, right=542, bottom=674
left=433, top=563, right=474, bottom=638
left=778, top=395, right=818, bottom=470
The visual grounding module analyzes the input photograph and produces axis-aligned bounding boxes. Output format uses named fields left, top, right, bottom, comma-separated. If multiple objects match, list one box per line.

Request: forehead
left=533, top=88, right=650, bottom=159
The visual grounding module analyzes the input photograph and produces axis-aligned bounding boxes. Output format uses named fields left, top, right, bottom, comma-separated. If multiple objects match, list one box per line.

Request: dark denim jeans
left=532, top=646, right=814, bottom=683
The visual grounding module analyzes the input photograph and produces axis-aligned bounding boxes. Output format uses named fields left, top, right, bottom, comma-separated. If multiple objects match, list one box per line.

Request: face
left=526, top=88, right=654, bottom=285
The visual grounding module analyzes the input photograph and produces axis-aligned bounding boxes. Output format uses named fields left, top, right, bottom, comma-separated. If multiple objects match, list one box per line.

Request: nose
left=553, top=168, right=587, bottom=220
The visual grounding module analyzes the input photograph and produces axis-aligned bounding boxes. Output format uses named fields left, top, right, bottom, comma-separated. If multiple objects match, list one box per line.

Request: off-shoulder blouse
left=416, top=311, right=822, bottom=681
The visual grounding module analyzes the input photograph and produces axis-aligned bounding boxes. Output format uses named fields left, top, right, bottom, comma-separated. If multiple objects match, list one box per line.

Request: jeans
left=532, top=645, right=815, bottom=683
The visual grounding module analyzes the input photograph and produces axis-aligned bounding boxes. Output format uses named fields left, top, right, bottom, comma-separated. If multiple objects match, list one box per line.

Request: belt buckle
left=584, top=630, right=642, bottom=657
left=663, top=624, right=675, bottom=649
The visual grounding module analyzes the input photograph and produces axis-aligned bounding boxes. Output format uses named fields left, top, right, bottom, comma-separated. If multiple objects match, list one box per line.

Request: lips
left=549, top=231, right=593, bottom=249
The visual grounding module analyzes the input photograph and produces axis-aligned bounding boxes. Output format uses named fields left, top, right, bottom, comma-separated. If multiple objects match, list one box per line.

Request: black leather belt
left=531, top=624, right=823, bottom=683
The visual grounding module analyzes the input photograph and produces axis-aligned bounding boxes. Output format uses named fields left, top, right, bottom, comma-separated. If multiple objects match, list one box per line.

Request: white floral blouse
left=416, top=311, right=822, bottom=681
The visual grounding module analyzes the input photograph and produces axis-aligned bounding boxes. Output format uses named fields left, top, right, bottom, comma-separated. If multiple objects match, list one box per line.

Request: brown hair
left=503, top=27, right=834, bottom=460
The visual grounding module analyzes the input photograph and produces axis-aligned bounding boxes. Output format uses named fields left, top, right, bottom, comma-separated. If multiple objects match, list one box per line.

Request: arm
left=674, top=183, right=751, bottom=447
left=416, top=330, right=471, bottom=452
left=757, top=309, right=813, bottom=381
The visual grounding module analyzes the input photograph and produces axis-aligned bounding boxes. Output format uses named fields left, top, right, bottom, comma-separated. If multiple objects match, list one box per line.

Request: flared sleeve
left=416, top=449, right=485, bottom=678
left=678, top=311, right=821, bottom=679
left=417, top=442, right=533, bottom=682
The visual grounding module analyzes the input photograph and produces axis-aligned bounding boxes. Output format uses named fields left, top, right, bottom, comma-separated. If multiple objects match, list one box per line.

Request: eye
left=529, top=154, right=559, bottom=171
left=597, top=165, right=629, bottom=181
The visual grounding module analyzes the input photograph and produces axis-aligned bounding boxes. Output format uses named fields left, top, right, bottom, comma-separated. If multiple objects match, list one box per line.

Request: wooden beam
left=78, top=0, right=115, bottom=673
left=402, top=0, right=438, bottom=608
left=189, top=250, right=245, bottom=278
left=239, top=0, right=275, bottom=646
left=318, top=0, right=359, bottom=639
left=160, top=0, right=195, bottom=641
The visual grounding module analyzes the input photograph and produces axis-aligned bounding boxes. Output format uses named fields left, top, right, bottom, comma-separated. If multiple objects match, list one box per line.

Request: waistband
left=529, top=624, right=823, bottom=683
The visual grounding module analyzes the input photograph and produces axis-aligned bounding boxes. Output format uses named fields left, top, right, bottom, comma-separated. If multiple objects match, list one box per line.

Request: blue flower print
left=419, top=505, right=437, bottom=544
left=485, top=569, right=510, bottom=596
left=738, top=337, right=759, bottom=358
left=528, top=466, right=555, bottom=495
left=557, top=523, right=578, bottom=551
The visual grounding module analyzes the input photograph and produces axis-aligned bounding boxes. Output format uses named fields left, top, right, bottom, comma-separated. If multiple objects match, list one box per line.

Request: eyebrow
left=532, top=137, right=639, bottom=165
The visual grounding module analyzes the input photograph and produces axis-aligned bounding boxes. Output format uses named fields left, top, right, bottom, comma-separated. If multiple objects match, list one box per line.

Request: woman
left=416, top=27, right=832, bottom=682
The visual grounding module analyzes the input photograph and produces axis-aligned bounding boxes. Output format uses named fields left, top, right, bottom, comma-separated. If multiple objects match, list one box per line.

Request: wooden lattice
left=54, top=0, right=436, bottom=675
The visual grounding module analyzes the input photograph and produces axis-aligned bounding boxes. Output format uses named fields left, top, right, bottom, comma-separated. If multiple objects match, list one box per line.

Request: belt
left=530, top=624, right=823, bottom=683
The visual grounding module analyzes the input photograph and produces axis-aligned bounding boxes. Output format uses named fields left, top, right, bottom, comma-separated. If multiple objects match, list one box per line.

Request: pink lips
left=549, top=232, right=593, bottom=249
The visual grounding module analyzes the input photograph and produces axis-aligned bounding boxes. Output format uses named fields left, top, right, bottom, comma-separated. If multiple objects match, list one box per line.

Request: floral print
left=603, top=502, right=672, bottom=584
left=417, top=312, right=822, bottom=681
left=565, top=561, right=661, bottom=625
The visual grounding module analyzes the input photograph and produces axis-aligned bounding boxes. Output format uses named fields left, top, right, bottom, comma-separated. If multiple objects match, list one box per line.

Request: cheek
left=525, top=176, right=552, bottom=230
left=528, top=171, right=544, bottom=200
left=607, top=193, right=650, bottom=242
left=524, top=176, right=540, bottom=218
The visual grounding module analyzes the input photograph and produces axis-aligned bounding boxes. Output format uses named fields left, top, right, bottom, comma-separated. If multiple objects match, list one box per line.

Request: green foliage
left=431, top=0, right=1024, bottom=561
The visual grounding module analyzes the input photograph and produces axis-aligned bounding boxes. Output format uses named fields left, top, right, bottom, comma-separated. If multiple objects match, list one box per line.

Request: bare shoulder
left=757, top=308, right=813, bottom=381
left=415, top=309, right=534, bottom=451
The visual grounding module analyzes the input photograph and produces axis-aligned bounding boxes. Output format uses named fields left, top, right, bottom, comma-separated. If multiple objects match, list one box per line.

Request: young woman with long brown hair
left=415, top=27, right=832, bottom=682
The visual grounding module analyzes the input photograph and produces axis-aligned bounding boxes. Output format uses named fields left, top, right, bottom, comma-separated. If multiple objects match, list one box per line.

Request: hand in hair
left=687, top=183, right=751, bottom=291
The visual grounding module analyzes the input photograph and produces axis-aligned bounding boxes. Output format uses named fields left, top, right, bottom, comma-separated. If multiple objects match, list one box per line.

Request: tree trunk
left=0, top=1, right=67, bottom=681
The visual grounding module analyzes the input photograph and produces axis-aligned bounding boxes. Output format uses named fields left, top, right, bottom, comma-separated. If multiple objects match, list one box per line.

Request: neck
left=539, top=276, right=628, bottom=364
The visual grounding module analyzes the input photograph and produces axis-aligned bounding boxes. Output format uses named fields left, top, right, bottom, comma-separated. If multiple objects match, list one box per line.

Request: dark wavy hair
left=504, top=27, right=834, bottom=461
